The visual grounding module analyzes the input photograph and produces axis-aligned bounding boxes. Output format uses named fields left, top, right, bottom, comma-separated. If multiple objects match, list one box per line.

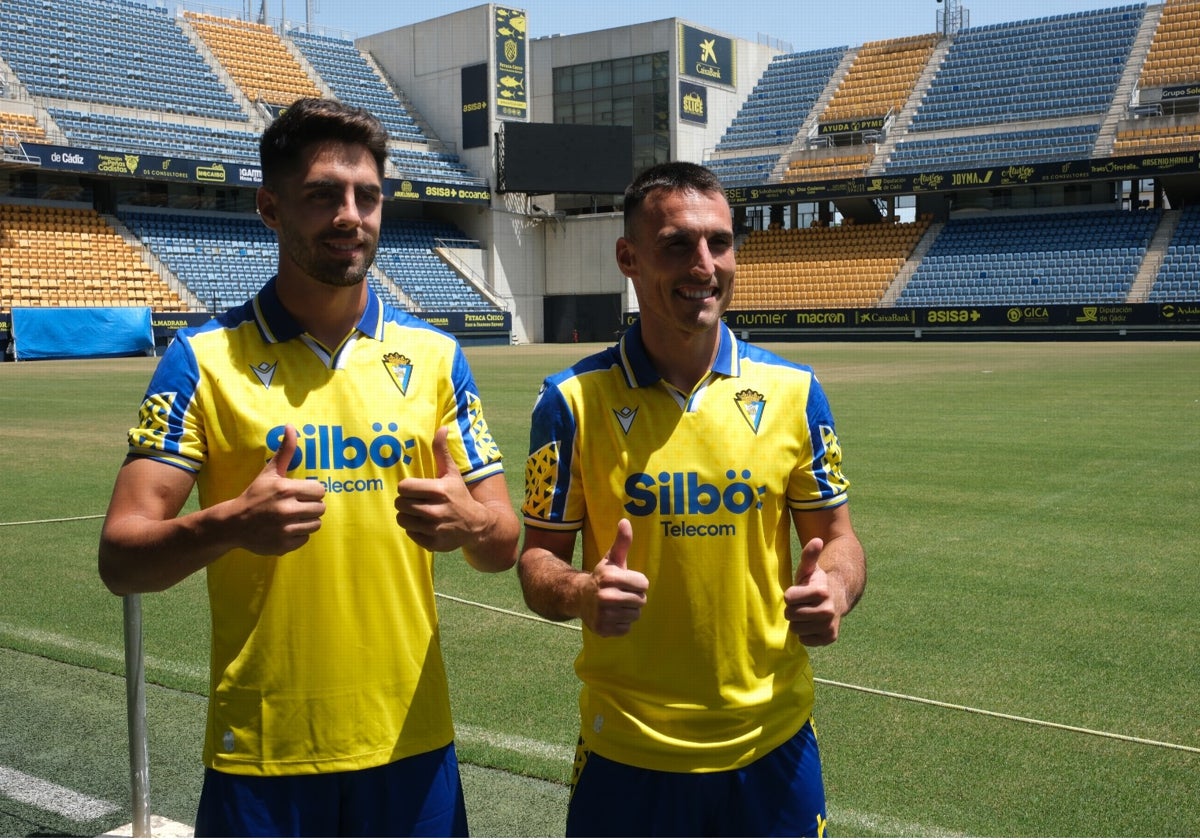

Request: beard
left=277, top=226, right=378, bottom=288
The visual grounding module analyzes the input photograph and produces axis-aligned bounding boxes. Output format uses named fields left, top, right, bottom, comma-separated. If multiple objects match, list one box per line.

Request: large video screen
left=499, top=122, right=633, bottom=194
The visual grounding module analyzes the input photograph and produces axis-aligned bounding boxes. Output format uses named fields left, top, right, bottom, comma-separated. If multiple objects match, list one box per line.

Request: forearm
left=98, top=499, right=239, bottom=595
left=822, top=532, right=866, bottom=618
left=460, top=498, right=520, bottom=572
left=517, top=546, right=590, bottom=622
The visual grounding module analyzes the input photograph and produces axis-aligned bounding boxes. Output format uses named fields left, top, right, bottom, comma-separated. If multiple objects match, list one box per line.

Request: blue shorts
left=566, top=718, right=827, bottom=837
left=193, top=743, right=468, bottom=837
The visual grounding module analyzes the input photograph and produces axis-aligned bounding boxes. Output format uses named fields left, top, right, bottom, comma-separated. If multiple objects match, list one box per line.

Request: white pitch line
left=0, top=621, right=206, bottom=684
left=0, top=514, right=105, bottom=526
left=835, top=807, right=965, bottom=838
left=816, top=678, right=1200, bottom=755
left=435, top=593, right=1200, bottom=756
left=0, top=766, right=118, bottom=821
left=455, top=723, right=574, bottom=763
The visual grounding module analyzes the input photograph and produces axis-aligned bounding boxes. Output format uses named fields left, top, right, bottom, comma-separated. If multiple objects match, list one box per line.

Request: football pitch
left=1, top=340, right=1197, bottom=837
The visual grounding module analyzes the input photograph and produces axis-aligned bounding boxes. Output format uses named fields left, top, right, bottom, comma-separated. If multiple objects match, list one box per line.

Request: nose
left=691, top=239, right=716, bottom=279
left=333, top=188, right=362, bottom=229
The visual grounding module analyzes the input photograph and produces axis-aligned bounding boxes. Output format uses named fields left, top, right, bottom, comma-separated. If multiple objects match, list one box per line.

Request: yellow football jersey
left=523, top=320, right=850, bottom=773
left=128, top=279, right=504, bottom=775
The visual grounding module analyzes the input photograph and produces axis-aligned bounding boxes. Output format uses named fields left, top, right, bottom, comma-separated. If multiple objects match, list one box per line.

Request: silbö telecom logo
left=623, top=470, right=767, bottom=538
left=267, top=423, right=415, bottom=494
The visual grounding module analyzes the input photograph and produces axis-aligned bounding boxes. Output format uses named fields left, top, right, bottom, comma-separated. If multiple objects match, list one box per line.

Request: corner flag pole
left=123, top=594, right=151, bottom=837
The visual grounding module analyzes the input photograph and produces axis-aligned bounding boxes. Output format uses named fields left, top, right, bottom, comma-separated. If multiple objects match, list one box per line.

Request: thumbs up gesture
left=783, top=537, right=841, bottom=647
left=395, top=426, right=479, bottom=552
left=584, top=519, right=648, bottom=638
left=234, top=424, right=327, bottom=556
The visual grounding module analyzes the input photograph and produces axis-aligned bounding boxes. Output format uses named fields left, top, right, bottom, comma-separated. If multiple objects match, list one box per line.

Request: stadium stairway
left=175, top=15, right=262, bottom=123
left=881, top=220, right=944, bottom=306
left=869, top=37, right=952, bottom=176
left=1095, top=3, right=1162, bottom=158
left=104, top=214, right=203, bottom=311
left=1128, top=208, right=1179, bottom=302
left=771, top=47, right=858, bottom=181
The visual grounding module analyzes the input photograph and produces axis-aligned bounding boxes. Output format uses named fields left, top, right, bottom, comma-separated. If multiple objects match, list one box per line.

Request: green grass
left=1, top=342, right=1198, bottom=836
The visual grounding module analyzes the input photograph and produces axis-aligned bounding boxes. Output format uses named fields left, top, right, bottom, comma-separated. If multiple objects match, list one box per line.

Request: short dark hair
left=259, top=98, right=388, bottom=189
left=623, top=161, right=726, bottom=237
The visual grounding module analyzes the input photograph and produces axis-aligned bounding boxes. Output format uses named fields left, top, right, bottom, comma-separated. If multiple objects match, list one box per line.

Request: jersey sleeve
left=126, top=332, right=206, bottom=473
left=446, top=343, right=505, bottom=484
left=522, top=378, right=582, bottom=531
left=787, top=374, right=851, bottom=511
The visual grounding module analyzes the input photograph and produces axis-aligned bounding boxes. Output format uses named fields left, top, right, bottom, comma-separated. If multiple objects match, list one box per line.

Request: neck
left=275, top=271, right=368, bottom=349
left=640, top=322, right=721, bottom=394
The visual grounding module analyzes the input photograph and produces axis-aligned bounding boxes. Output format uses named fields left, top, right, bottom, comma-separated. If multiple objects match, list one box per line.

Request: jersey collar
left=619, top=318, right=740, bottom=388
left=252, top=276, right=384, bottom=345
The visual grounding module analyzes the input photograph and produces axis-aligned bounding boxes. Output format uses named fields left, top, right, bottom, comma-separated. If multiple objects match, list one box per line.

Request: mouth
left=676, top=285, right=718, bottom=301
left=324, top=239, right=365, bottom=258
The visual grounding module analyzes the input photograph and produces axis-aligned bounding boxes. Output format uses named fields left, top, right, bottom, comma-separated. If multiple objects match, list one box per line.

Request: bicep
left=465, top=472, right=515, bottom=511
left=791, top=503, right=856, bottom=547
left=104, top=456, right=196, bottom=526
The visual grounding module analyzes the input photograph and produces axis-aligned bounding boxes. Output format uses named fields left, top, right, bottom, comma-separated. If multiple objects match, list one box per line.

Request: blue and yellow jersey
left=127, top=278, right=504, bottom=776
left=523, top=319, right=849, bottom=773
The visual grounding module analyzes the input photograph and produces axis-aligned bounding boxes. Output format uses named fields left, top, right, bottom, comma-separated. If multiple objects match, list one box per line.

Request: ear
left=256, top=186, right=281, bottom=231
left=615, top=236, right=638, bottom=279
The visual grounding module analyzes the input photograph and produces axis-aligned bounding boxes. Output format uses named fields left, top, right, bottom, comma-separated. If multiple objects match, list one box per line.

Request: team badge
left=734, top=389, right=765, bottom=434
left=383, top=352, right=412, bottom=395
left=613, top=406, right=638, bottom=435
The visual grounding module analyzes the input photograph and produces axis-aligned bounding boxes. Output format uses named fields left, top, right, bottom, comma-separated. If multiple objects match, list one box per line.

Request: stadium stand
left=0, top=111, right=45, bottom=147
left=732, top=218, right=932, bottom=309
left=373, top=221, right=494, bottom=311
left=883, top=5, right=1146, bottom=172
left=285, top=26, right=484, bottom=184
left=1113, top=120, right=1200, bottom=153
left=286, top=29, right=425, bottom=142
left=1138, top=0, right=1200, bottom=88
left=781, top=34, right=940, bottom=183
left=47, top=108, right=260, bottom=162
left=1, top=0, right=1198, bottom=344
left=1149, top=204, right=1200, bottom=300
left=118, top=211, right=489, bottom=314
left=820, top=34, right=941, bottom=126
left=388, top=148, right=488, bottom=186
left=183, top=11, right=323, bottom=107
left=897, top=209, right=1160, bottom=305
left=1, top=204, right=188, bottom=310
left=910, top=5, right=1146, bottom=131
left=0, top=0, right=245, bottom=120
left=886, top=123, right=1102, bottom=171
left=783, top=152, right=875, bottom=182
left=707, top=47, right=847, bottom=186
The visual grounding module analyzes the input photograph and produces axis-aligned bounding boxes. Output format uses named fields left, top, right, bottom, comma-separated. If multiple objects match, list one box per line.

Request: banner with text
left=495, top=6, right=528, bottom=120
left=678, top=24, right=734, bottom=88
left=21, top=142, right=490, bottom=204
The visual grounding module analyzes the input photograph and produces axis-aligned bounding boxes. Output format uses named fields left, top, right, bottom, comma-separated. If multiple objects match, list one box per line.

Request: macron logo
left=613, top=406, right=637, bottom=435
left=250, top=361, right=277, bottom=389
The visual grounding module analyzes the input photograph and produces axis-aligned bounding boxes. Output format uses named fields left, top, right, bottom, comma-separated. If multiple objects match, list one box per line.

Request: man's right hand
left=234, top=424, right=327, bottom=556
left=583, top=518, right=648, bottom=637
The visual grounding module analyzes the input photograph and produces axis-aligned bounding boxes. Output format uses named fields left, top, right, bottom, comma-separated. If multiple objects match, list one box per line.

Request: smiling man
left=519, top=161, right=867, bottom=837
left=98, top=99, right=518, bottom=837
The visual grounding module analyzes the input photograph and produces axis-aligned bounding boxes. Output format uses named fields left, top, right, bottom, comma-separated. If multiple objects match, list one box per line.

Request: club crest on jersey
left=735, top=389, right=765, bottom=434
left=383, top=352, right=412, bottom=395
left=613, top=405, right=638, bottom=435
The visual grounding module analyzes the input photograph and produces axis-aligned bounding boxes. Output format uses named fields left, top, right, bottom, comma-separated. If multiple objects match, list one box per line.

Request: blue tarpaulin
left=11, top=307, right=154, bottom=360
